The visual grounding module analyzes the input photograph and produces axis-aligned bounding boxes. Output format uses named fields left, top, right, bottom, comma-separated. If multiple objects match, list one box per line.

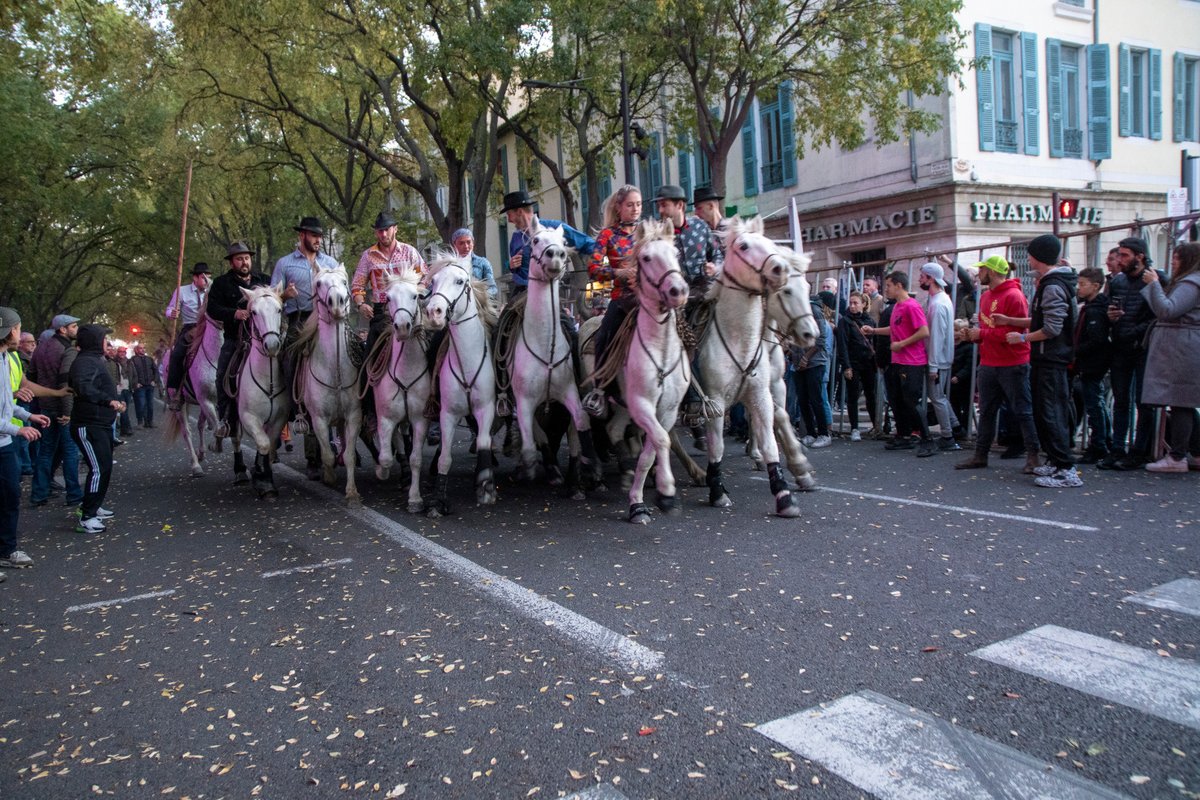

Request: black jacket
left=69, top=324, right=118, bottom=427
left=1072, top=293, right=1112, bottom=378
left=1030, top=269, right=1077, bottom=366
left=1107, top=269, right=1165, bottom=352
left=873, top=301, right=895, bottom=369
left=30, top=331, right=76, bottom=418
left=207, top=269, right=271, bottom=337
left=836, top=311, right=875, bottom=372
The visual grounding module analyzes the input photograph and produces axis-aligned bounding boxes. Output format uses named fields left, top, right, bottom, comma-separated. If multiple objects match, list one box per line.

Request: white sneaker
left=76, top=517, right=107, bottom=534
left=1145, top=455, right=1188, bottom=473
left=1032, top=463, right=1058, bottom=477
left=810, top=435, right=832, bottom=449
left=1034, top=466, right=1083, bottom=488
left=801, top=435, right=815, bottom=447
left=95, top=507, right=114, bottom=519
left=849, top=429, right=861, bottom=442
left=0, top=550, right=34, bottom=568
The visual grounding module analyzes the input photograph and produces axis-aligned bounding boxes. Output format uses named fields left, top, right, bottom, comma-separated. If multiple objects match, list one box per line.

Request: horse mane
left=289, top=306, right=321, bottom=355
left=383, top=270, right=422, bottom=288
left=427, top=250, right=498, bottom=330
left=615, top=218, right=675, bottom=300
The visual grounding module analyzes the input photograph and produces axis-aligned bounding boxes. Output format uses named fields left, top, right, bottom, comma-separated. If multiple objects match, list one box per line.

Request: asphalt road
left=2, top=419, right=1198, bottom=800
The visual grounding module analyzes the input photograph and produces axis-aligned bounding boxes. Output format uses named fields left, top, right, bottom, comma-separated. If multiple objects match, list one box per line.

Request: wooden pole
left=169, top=158, right=194, bottom=344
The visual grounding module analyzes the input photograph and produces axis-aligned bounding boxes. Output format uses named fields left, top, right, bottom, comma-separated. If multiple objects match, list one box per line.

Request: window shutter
left=677, top=133, right=692, bottom=205
left=1174, top=53, right=1187, bottom=142
left=1118, top=44, right=1131, bottom=137
left=1149, top=49, right=1163, bottom=140
left=780, top=80, right=797, bottom=187
left=580, top=172, right=589, bottom=230
left=1087, top=44, right=1112, bottom=158
left=742, top=107, right=758, bottom=197
left=1046, top=39, right=1064, bottom=157
left=600, top=174, right=612, bottom=203
left=975, top=24, right=996, bottom=152
left=1021, top=32, right=1040, bottom=155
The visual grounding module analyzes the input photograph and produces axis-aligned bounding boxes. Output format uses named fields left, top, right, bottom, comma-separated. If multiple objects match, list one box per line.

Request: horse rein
left=719, top=233, right=778, bottom=295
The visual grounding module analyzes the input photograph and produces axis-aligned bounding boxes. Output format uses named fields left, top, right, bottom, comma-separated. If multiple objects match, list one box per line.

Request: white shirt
left=165, top=283, right=208, bottom=325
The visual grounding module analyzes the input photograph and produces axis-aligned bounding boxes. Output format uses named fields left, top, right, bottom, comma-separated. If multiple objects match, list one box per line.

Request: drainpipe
left=907, top=90, right=918, bottom=183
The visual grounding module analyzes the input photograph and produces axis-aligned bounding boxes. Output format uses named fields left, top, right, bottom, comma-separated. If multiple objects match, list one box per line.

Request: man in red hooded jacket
left=954, top=255, right=1040, bottom=473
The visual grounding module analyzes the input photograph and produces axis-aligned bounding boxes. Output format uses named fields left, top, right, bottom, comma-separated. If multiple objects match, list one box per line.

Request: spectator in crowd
left=949, top=319, right=975, bottom=431
left=918, top=262, right=962, bottom=451
left=1072, top=266, right=1113, bottom=464
left=863, top=271, right=935, bottom=456
left=954, top=255, right=1040, bottom=473
left=1102, top=237, right=1165, bottom=470
left=999, top=234, right=1081, bottom=488
left=130, top=344, right=158, bottom=428
left=791, top=299, right=832, bottom=448
left=29, top=315, right=83, bottom=508
left=13, top=331, right=37, bottom=475
left=871, top=292, right=898, bottom=437
left=835, top=291, right=877, bottom=440
left=1104, top=247, right=1121, bottom=280
left=450, top=228, right=498, bottom=298
left=106, top=344, right=135, bottom=440
left=1139, top=242, right=1200, bottom=472
left=862, top=277, right=885, bottom=325
left=70, top=324, right=124, bottom=534
left=1, top=307, right=50, bottom=570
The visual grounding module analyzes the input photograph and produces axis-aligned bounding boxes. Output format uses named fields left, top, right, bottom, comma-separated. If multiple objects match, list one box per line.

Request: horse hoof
left=628, top=503, right=652, bottom=524
left=347, top=495, right=363, bottom=509
left=322, top=469, right=336, bottom=486
left=775, top=492, right=801, bottom=517
left=656, top=495, right=681, bottom=516
left=376, top=466, right=391, bottom=481
left=407, top=501, right=425, bottom=514
left=796, top=474, right=817, bottom=492
left=207, top=443, right=221, bottom=454
left=426, top=507, right=443, bottom=519
left=710, top=494, right=732, bottom=508
left=751, top=460, right=766, bottom=472
left=477, top=484, right=497, bottom=506
left=233, top=472, right=250, bottom=485
left=191, top=466, right=204, bottom=478
left=546, top=467, right=564, bottom=487
left=260, top=490, right=278, bottom=502
left=570, top=489, right=586, bottom=501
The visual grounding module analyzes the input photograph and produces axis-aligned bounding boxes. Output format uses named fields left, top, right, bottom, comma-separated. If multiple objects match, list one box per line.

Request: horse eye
left=739, top=243, right=749, bottom=251
left=641, top=255, right=650, bottom=262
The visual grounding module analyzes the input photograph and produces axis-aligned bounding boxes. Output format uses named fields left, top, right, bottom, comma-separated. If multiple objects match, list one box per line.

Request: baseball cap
left=919, top=262, right=947, bottom=288
left=973, top=255, right=1010, bottom=276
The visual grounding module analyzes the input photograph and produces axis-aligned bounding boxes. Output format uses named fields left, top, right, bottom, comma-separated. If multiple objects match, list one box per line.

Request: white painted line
left=818, top=485, right=1099, bottom=532
left=65, top=589, right=176, bottom=614
left=271, top=461, right=664, bottom=673
left=1124, top=578, right=1200, bottom=617
left=261, top=558, right=353, bottom=578
left=564, top=786, right=629, bottom=800
left=972, top=625, right=1200, bottom=732
left=758, top=690, right=1130, bottom=800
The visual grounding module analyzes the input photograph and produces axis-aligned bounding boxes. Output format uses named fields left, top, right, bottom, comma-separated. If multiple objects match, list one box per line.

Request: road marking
left=564, top=786, right=629, bottom=800
left=1124, top=578, right=1200, bottom=617
left=271, top=461, right=664, bottom=673
left=972, top=625, right=1200, bottom=732
left=758, top=690, right=1130, bottom=800
left=261, top=558, right=353, bottom=578
left=817, top=485, right=1099, bottom=531
left=65, top=589, right=176, bottom=614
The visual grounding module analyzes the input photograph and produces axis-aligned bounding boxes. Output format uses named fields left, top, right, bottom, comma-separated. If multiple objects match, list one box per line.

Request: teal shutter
left=600, top=174, right=612, bottom=203
left=1021, top=32, right=1039, bottom=154
left=499, top=145, right=510, bottom=192
left=1087, top=44, right=1111, bottom=158
left=780, top=80, right=797, bottom=187
left=677, top=134, right=692, bottom=205
left=580, top=172, right=589, bottom=229
left=1047, top=39, right=1064, bottom=157
left=742, top=107, right=758, bottom=197
left=1149, top=48, right=1163, bottom=140
left=975, top=24, right=996, bottom=152
left=1175, top=53, right=1187, bottom=142
left=1118, top=44, right=1131, bottom=137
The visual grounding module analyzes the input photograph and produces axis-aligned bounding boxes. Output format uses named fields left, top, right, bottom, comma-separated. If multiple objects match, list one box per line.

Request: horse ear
left=529, top=215, right=542, bottom=234
left=272, top=280, right=285, bottom=298
left=746, top=216, right=764, bottom=235
left=239, top=286, right=255, bottom=302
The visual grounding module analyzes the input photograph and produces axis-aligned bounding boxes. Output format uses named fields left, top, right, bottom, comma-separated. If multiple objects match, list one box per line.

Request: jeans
left=794, top=366, right=829, bottom=437
left=0, top=442, right=20, bottom=556
left=886, top=362, right=931, bottom=442
left=974, top=363, right=1039, bottom=457
left=1165, top=408, right=1200, bottom=458
left=118, top=389, right=134, bottom=434
left=1077, top=374, right=1112, bottom=455
left=1031, top=362, right=1073, bottom=468
left=926, top=367, right=959, bottom=437
left=1109, top=352, right=1151, bottom=457
left=134, top=386, right=155, bottom=426
left=31, top=421, right=82, bottom=504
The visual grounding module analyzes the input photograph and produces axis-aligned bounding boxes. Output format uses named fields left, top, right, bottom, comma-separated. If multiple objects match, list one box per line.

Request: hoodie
left=977, top=277, right=1030, bottom=368
left=69, top=324, right=119, bottom=427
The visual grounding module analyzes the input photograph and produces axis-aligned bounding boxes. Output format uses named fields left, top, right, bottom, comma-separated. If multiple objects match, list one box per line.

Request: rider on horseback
left=164, top=262, right=211, bottom=411
left=209, top=241, right=271, bottom=439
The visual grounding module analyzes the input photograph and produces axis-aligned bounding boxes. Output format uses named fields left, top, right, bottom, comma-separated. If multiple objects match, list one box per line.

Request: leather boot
left=954, top=453, right=989, bottom=470
left=1022, top=453, right=1041, bottom=475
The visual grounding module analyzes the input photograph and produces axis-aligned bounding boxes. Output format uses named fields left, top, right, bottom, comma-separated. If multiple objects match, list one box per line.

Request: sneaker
left=76, top=517, right=107, bottom=534
left=95, top=507, right=115, bottom=520
left=1031, top=463, right=1059, bottom=477
left=1096, top=452, right=1123, bottom=470
left=810, top=435, right=832, bottom=449
left=1034, top=466, right=1083, bottom=488
left=884, top=437, right=915, bottom=451
left=0, top=550, right=34, bottom=568
left=849, top=429, right=862, bottom=442
left=1145, top=455, right=1188, bottom=474
left=937, top=437, right=961, bottom=452
left=801, top=435, right=815, bottom=447
left=915, top=440, right=937, bottom=458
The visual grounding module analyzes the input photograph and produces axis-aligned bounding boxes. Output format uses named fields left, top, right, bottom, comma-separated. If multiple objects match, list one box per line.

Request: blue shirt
left=271, top=248, right=343, bottom=315
left=468, top=253, right=499, bottom=297
left=508, top=219, right=596, bottom=288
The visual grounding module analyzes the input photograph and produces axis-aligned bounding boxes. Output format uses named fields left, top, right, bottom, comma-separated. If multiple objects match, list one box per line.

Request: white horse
left=612, top=219, right=692, bottom=524
left=423, top=253, right=498, bottom=518
left=369, top=273, right=432, bottom=514
left=236, top=284, right=291, bottom=499
left=508, top=220, right=598, bottom=495
left=163, top=314, right=224, bottom=478
left=694, top=216, right=817, bottom=517
left=295, top=267, right=362, bottom=507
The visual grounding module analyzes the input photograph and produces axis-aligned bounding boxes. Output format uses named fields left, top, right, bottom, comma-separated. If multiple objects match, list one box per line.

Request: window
left=759, top=86, right=785, bottom=190
left=1119, top=44, right=1162, bottom=139
left=1176, top=55, right=1199, bottom=142
left=993, top=33, right=1019, bottom=152
left=976, top=25, right=1039, bottom=154
left=1048, top=40, right=1086, bottom=158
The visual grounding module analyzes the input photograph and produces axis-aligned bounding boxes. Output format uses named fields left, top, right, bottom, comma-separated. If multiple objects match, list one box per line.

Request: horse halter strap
left=719, top=234, right=774, bottom=295
left=638, top=256, right=686, bottom=319
left=430, top=271, right=477, bottom=326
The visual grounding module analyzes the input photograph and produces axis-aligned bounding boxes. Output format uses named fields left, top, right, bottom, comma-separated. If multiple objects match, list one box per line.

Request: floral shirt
left=352, top=242, right=426, bottom=305
left=590, top=223, right=637, bottom=300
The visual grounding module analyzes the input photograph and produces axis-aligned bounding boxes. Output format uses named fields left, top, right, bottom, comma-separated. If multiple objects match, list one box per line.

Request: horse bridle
left=429, top=268, right=477, bottom=326
left=637, top=251, right=687, bottom=318
left=771, top=269, right=818, bottom=332
left=719, top=233, right=780, bottom=295
left=242, top=298, right=287, bottom=402
left=432, top=266, right=489, bottom=396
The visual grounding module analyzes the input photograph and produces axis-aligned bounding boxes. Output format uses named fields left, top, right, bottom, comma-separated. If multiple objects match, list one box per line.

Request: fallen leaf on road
left=638, top=727, right=656, bottom=736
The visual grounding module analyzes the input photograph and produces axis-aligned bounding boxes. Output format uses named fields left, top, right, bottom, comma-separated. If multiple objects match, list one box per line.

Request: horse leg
left=774, top=403, right=816, bottom=490
left=473, top=401, right=497, bottom=507
left=176, top=407, right=204, bottom=477
left=650, top=411, right=681, bottom=516
left=626, top=397, right=666, bottom=524
left=231, top=427, right=249, bottom=485
left=748, top=390, right=799, bottom=517
left=343, top=407, right=362, bottom=508
left=406, top=417, right=427, bottom=514
left=427, top=410, right=456, bottom=518
left=376, top=410, right=396, bottom=482
left=669, top=429, right=707, bottom=486
left=513, top=395, right=538, bottom=483
left=312, top=415, right=337, bottom=487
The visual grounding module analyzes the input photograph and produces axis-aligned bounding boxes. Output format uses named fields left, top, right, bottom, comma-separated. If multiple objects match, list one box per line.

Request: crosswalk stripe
left=1123, top=578, right=1200, bottom=617
left=758, top=690, right=1128, bottom=799
left=971, top=625, right=1200, bottom=732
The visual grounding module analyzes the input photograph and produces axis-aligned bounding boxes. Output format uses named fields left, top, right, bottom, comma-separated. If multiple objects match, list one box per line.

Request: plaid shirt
left=351, top=242, right=425, bottom=305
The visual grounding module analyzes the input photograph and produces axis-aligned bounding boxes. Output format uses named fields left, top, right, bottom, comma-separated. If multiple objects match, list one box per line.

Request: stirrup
left=213, top=421, right=230, bottom=439
left=496, top=395, right=513, bottom=419
left=681, top=401, right=705, bottom=429
left=291, top=416, right=310, bottom=436
left=583, top=388, right=606, bottom=418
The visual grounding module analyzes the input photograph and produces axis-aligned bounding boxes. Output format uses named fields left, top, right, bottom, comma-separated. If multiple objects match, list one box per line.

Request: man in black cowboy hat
left=654, top=184, right=719, bottom=302
left=352, top=210, right=425, bottom=356
left=207, top=241, right=271, bottom=438
left=501, top=190, right=595, bottom=294
left=164, top=261, right=212, bottom=407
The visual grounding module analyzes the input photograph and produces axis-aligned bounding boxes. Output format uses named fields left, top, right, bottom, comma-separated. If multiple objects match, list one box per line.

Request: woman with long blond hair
left=588, top=185, right=643, bottom=379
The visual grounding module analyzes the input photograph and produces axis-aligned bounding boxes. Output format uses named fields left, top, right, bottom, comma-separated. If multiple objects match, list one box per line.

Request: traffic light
left=130, top=325, right=140, bottom=337
left=1058, top=197, right=1080, bottom=220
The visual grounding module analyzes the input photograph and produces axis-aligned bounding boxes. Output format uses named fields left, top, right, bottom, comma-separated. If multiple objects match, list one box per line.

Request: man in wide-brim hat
left=164, top=262, right=213, bottom=407
left=501, top=190, right=595, bottom=295
left=207, top=241, right=270, bottom=438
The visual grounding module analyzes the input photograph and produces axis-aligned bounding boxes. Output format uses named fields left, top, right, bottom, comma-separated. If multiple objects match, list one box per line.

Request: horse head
left=424, top=253, right=474, bottom=330
left=631, top=218, right=688, bottom=313
left=528, top=223, right=569, bottom=283
left=720, top=216, right=788, bottom=293
left=241, top=284, right=285, bottom=357
left=384, top=272, right=424, bottom=340
left=314, top=268, right=351, bottom=322
left=768, top=249, right=819, bottom=347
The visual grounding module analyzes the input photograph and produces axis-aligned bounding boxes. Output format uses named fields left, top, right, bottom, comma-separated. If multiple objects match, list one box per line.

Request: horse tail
left=163, top=406, right=183, bottom=443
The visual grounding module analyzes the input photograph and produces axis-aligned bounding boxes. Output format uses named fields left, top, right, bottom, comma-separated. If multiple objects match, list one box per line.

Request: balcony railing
left=761, top=161, right=784, bottom=191
left=997, top=121, right=1019, bottom=153
left=1064, top=128, right=1084, bottom=158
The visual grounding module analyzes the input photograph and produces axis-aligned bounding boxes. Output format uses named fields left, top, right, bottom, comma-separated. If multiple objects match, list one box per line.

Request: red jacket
left=978, top=278, right=1030, bottom=367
